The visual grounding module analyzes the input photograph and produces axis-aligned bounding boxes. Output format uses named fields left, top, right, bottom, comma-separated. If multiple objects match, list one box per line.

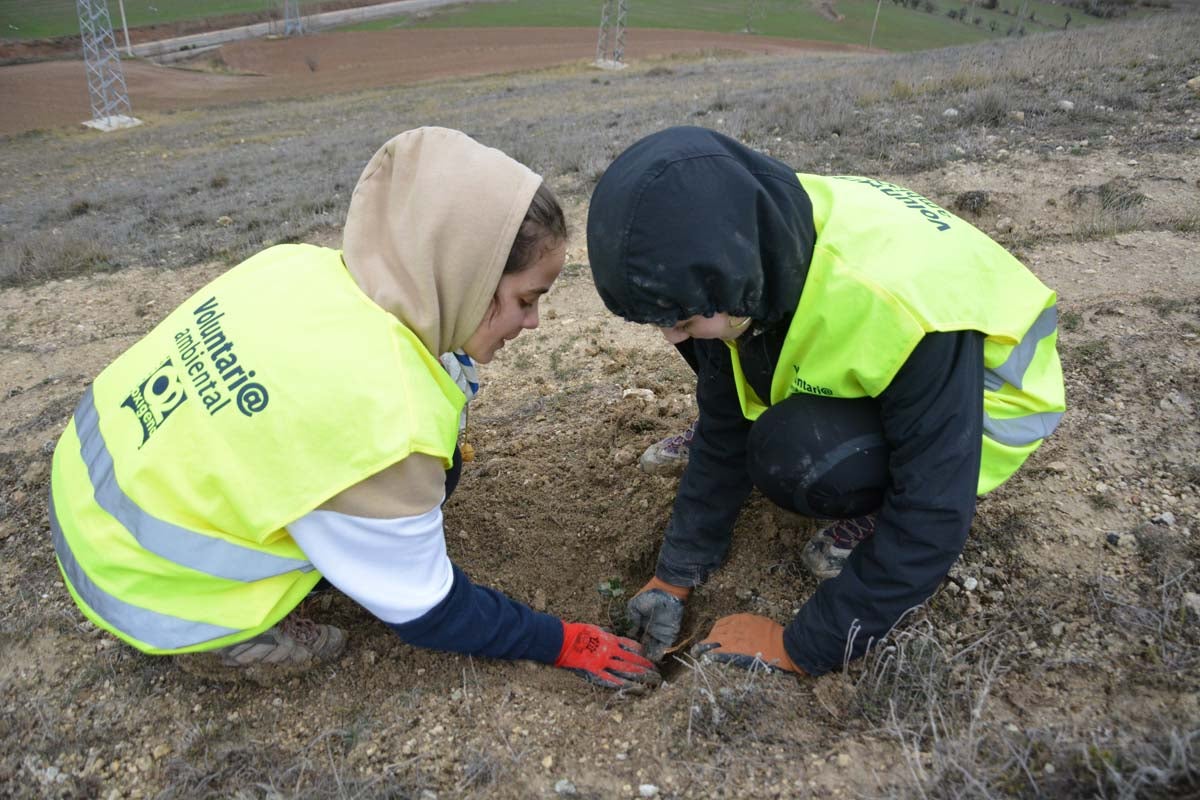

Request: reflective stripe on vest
left=50, top=490, right=241, bottom=650
left=983, top=409, right=1064, bottom=447
left=74, top=386, right=313, bottom=582
left=984, top=305, right=1057, bottom=393
left=981, top=304, right=1063, bottom=446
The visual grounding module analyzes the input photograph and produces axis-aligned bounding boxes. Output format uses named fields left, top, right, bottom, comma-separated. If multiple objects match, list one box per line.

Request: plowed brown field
left=0, top=27, right=872, bottom=136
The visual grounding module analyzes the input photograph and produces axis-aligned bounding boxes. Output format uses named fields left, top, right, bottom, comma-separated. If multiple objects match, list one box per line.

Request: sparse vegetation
left=3, top=14, right=1198, bottom=285
left=0, top=230, right=117, bottom=287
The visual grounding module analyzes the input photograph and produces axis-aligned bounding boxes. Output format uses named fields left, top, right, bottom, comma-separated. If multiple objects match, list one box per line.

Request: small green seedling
left=598, top=578, right=631, bottom=632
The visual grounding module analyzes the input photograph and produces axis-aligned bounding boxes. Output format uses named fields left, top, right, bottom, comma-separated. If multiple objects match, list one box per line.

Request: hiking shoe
left=639, top=419, right=698, bottom=476
left=800, top=515, right=877, bottom=580
left=178, top=615, right=345, bottom=683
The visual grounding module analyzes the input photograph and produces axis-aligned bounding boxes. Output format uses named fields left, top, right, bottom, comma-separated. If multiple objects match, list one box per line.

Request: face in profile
left=464, top=241, right=566, bottom=364
left=659, top=313, right=751, bottom=345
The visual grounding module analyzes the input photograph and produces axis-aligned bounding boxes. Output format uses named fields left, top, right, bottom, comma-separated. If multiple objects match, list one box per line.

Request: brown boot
left=177, top=615, right=346, bottom=684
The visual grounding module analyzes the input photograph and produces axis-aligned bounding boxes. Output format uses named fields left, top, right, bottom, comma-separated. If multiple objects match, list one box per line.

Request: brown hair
left=503, top=182, right=567, bottom=274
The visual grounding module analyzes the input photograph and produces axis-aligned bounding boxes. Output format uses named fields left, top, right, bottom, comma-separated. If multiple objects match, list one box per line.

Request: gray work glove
left=624, top=577, right=691, bottom=662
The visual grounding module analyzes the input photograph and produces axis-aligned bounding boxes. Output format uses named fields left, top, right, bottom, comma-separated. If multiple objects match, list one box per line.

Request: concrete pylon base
left=82, top=114, right=143, bottom=132
left=593, top=59, right=627, bottom=71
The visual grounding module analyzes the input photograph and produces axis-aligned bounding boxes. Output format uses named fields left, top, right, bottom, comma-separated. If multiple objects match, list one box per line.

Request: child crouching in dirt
left=48, top=127, right=659, bottom=692
left=586, top=126, right=1065, bottom=676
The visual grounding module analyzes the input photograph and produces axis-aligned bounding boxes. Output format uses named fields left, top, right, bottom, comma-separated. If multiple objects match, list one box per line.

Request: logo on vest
left=122, top=358, right=188, bottom=446
left=791, top=366, right=833, bottom=397
left=173, top=296, right=270, bottom=418
left=837, top=176, right=953, bottom=232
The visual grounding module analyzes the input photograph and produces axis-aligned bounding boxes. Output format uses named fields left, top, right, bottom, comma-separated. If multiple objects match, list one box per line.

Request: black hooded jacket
left=587, top=128, right=982, bottom=675
left=587, top=126, right=814, bottom=327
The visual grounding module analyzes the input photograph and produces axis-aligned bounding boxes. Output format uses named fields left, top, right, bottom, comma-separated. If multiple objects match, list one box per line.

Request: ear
left=484, top=291, right=501, bottom=322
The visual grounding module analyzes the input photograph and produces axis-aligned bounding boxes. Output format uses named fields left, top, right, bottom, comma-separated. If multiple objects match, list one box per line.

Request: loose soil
left=0, top=27, right=872, bottom=136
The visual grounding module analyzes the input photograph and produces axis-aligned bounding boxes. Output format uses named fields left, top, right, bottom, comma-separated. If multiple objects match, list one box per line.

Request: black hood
left=587, top=126, right=814, bottom=327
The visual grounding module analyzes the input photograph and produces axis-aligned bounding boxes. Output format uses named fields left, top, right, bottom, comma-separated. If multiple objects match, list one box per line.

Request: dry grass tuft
left=851, top=612, right=1200, bottom=797
left=0, top=230, right=117, bottom=287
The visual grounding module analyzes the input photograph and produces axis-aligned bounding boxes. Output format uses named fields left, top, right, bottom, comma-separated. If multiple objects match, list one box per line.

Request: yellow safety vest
left=727, top=174, right=1065, bottom=494
left=49, top=244, right=463, bottom=654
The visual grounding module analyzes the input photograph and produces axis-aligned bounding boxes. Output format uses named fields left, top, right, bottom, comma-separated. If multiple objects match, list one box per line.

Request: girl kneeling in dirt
left=586, top=126, right=1065, bottom=676
left=48, top=127, right=659, bottom=691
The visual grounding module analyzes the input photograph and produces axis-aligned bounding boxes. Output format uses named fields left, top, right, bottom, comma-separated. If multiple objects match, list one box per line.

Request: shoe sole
left=638, top=453, right=688, bottom=476
left=175, top=632, right=346, bottom=686
left=800, top=541, right=845, bottom=581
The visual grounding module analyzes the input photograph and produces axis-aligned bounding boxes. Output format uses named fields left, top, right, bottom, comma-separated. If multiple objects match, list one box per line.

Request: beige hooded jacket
left=322, top=127, right=543, bottom=518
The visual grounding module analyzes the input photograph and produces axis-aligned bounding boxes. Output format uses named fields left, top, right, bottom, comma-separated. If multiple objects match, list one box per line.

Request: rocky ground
left=1, top=13, right=1198, bottom=800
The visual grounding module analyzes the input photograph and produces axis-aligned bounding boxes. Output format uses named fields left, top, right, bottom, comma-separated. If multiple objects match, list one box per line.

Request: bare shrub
left=858, top=611, right=1200, bottom=798
left=67, top=198, right=95, bottom=217
left=710, top=85, right=732, bottom=112
left=455, top=745, right=508, bottom=791
left=0, top=230, right=116, bottom=288
left=962, top=88, right=1011, bottom=127
left=940, top=67, right=991, bottom=94
left=679, top=653, right=793, bottom=744
left=1082, top=728, right=1200, bottom=800
left=1073, top=204, right=1146, bottom=238
left=1065, top=177, right=1149, bottom=237
left=158, top=729, right=428, bottom=799
left=890, top=80, right=916, bottom=100
left=1090, top=564, right=1199, bottom=677
left=1098, top=177, right=1147, bottom=211
left=953, top=190, right=991, bottom=215
left=749, top=85, right=858, bottom=141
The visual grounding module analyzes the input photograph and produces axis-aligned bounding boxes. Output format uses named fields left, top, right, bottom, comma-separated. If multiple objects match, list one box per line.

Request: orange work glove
left=691, top=613, right=805, bottom=674
left=625, top=576, right=691, bottom=662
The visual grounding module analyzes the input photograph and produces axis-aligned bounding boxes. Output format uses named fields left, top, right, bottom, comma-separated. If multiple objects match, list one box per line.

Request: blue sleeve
left=783, top=331, right=984, bottom=675
left=387, top=563, right=564, bottom=664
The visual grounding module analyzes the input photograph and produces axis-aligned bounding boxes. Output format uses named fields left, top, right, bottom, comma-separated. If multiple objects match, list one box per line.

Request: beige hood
left=342, top=127, right=543, bottom=355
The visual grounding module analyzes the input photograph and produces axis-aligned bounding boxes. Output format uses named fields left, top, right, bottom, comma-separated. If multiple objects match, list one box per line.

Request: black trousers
left=746, top=394, right=887, bottom=519
left=678, top=340, right=888, bottom=520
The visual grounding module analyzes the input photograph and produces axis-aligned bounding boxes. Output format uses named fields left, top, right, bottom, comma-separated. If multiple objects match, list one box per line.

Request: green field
left=0, top=0, right=1135, bottom=51
left=0, top=0, right=326, bottom=40
left=347, top=0, right=1115, bottom=52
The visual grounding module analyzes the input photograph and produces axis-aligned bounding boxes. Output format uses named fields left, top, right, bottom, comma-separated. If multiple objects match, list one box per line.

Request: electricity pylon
left=595, top=0, right=628, bottom=67
left=76, top=0, right=141, bottom=131
left=283, top=0, right=305, bottom=36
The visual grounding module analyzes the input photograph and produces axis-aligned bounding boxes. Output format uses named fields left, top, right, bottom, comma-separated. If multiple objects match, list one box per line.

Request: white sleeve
left=287, top=505, right=454, bottom=625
